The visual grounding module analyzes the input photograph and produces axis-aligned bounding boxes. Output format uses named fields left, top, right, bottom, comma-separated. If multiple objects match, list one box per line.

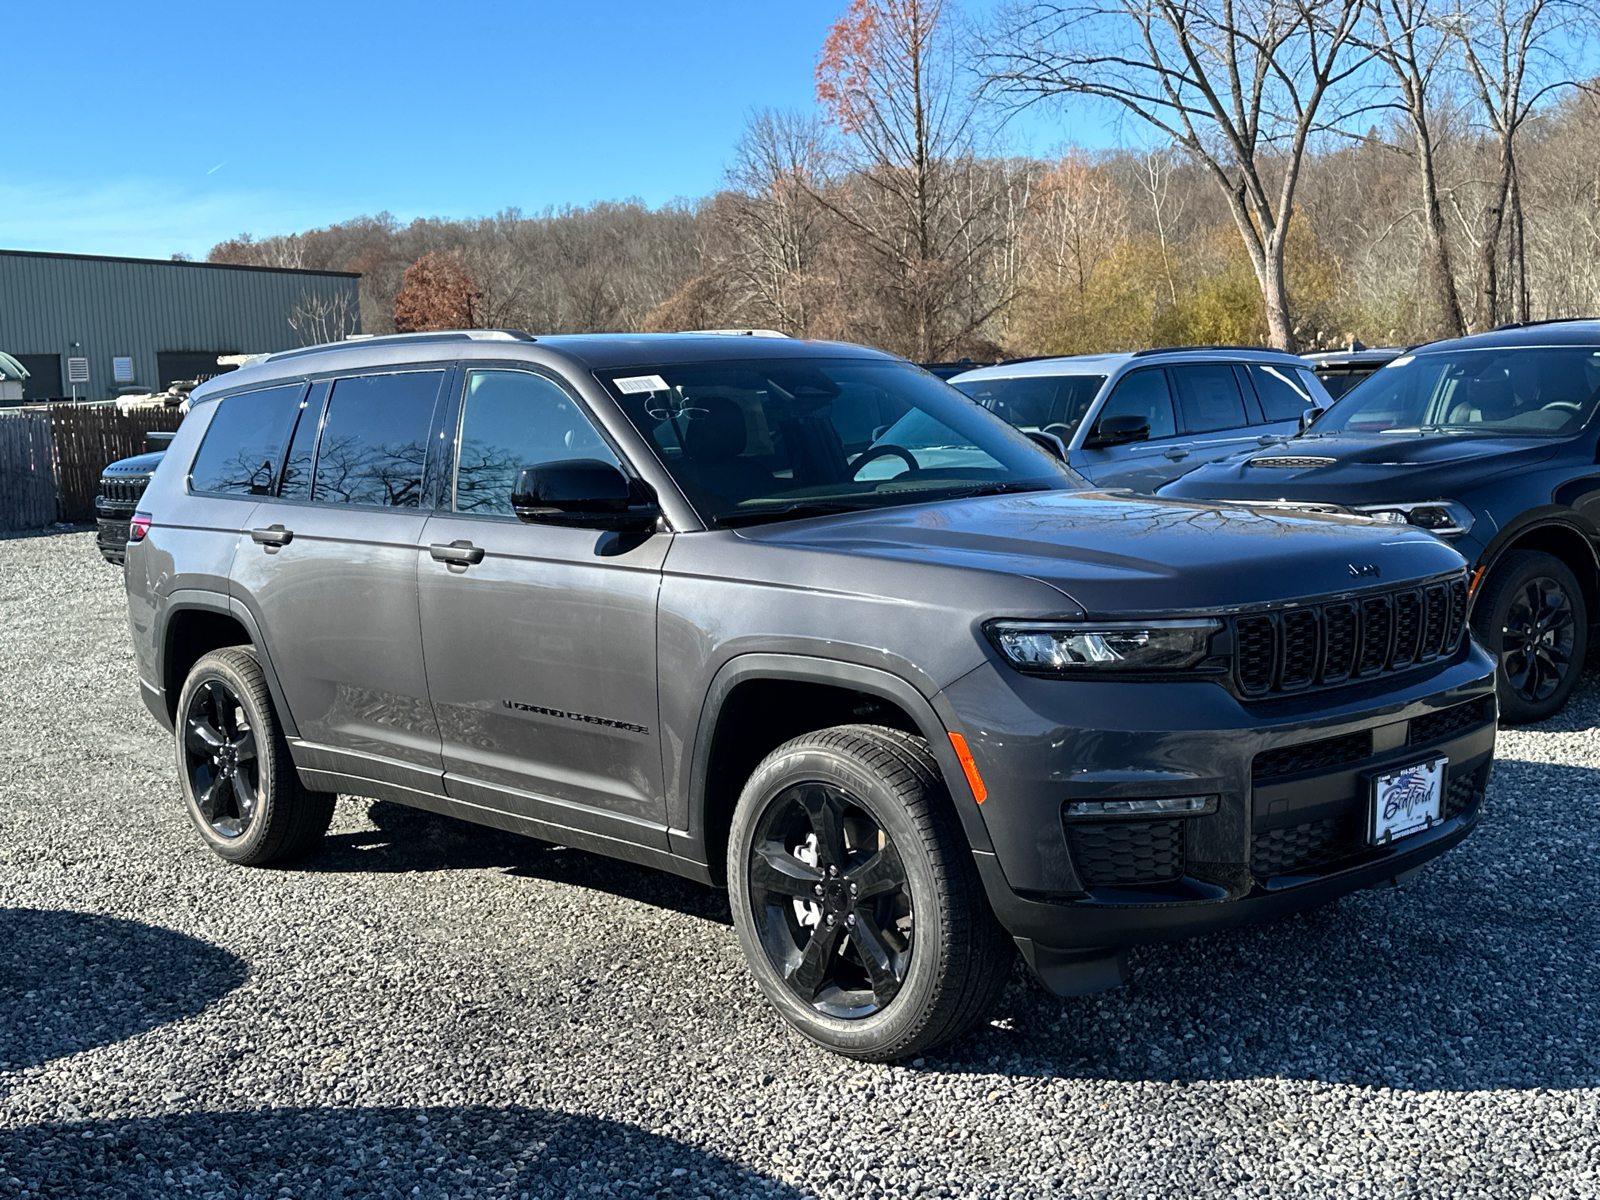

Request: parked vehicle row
left=122, top=329, right=1496, bottom=1060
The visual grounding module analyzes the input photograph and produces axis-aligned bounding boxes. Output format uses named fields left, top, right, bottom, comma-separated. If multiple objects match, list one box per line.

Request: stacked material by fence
left=45, top=405, right=186, bottom=522
left=0, top=411, right=58, bottom=531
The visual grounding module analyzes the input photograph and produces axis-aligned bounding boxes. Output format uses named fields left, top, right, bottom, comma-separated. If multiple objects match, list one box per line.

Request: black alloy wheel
left=747, top=781, right=914, bottom=1019
left=175, top=647, right=335, bottom=865
left=184, top=679, right=260, bottom=839
left=727, top=724, right=1014, bottom=1061
left=1473, top=550, right=1589, bottom=724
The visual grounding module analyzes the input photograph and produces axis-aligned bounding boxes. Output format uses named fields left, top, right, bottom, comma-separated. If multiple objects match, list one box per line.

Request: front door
left=233, top=369, right=451, bottom=795
left=1072, top=366, right=1187, bottom=491
left=416, top=367, right=671, bottom=847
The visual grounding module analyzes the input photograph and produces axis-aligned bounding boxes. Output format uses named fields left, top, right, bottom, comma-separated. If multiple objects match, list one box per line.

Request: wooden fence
left=0, top=404, right=188, bottom=529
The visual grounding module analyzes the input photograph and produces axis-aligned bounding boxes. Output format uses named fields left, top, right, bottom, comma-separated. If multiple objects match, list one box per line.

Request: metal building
left=0, top=249, right=361, bottom=403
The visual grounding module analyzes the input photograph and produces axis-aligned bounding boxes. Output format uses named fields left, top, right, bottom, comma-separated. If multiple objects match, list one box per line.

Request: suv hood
left=1160, top=430, right=1561, bottom=507
left=738, top=490, right=1464, bottom=615
left=102, top=450, right=167, bottom=475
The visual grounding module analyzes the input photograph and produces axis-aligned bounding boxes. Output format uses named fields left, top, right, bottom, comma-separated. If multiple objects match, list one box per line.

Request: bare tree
left=987, top=0, right=1370, bottom=350
left=288, top=290, right=361, bottom=346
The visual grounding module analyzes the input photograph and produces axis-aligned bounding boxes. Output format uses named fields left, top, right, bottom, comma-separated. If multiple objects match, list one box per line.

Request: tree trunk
left=1509, top=154, right=1529, bottom=322
left=1474, top=137, right=1514, bottom=331
left=1413, top=114, right=1466, bottom=339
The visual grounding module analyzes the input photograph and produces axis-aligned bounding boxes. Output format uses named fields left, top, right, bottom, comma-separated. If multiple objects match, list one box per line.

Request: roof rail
left=265, top=329, right=536, bottom=363
left=1490, top=316, right=1600, bottom=331
left=1130, top=344, right=1290, bottom=357
left=680, top=328, right=792, bottom=338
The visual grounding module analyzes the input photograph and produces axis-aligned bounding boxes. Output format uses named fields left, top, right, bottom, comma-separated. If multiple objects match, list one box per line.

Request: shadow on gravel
left=930, top=756, right=1600, bottom=1093
left=0, top=909, right=247, bottom=1073
left=309, top=801, right=733, bottom=925
left=0, top=1104, right=799, bottom=1199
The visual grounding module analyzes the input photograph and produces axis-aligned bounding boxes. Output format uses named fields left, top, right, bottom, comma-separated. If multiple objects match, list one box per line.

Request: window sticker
left=613, top=374, right=670, bottom=395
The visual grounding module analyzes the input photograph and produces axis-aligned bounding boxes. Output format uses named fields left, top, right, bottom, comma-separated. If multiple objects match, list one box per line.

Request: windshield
left=951, top=373, right=1107, bottom=441
left=1312, top=346, right=1600, bottom=436
left=599, top=357, right=1079, bottom=526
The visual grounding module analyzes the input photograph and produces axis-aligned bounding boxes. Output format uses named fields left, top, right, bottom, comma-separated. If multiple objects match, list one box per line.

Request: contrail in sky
left=206, top=161, right=227, bottom=175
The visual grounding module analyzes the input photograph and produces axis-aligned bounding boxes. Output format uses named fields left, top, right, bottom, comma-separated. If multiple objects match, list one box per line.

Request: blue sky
left=4, top=0, right=1094, bottom=261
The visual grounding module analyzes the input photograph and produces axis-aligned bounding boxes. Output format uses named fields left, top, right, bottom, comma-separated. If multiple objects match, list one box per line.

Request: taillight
left=129, top=512, right=152, bottom=542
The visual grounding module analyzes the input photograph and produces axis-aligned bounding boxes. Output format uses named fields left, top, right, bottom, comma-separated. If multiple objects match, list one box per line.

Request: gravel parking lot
left=2, top=528, right=1597, bottom=1199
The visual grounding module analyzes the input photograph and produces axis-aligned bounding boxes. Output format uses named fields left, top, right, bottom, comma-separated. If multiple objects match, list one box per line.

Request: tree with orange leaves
left=393, top=250, right=483, bottom=332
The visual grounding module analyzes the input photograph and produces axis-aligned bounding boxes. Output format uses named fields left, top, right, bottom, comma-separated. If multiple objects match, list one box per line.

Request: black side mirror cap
left=1299, top=406, right=1325, bottom=434
left=511, top=459, right=660, bottom=531
left=1083, top=413, right=1151, bottom=449
left=1025, top=429, right=1068, bottom=460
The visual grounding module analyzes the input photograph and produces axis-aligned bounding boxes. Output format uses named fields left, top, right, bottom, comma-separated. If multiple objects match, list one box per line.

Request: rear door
left=1070, top=367, right=1184, bottom=491
left=232, top=368, right=451, bottom=797
left=1165, top=362, right=1263, bottom=472
left=416, top=366, right=671, bottom=848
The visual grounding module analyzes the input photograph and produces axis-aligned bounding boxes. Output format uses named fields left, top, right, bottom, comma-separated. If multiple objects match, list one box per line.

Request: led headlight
left=1353, top=500, right=1475, bottom=537
left=987, top=619, right=1221, bottom=674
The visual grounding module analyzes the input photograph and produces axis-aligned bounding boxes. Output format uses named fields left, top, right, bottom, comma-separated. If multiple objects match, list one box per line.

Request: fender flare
left=1473, top=509, right=1600, bottom=611
left=158, top=589, right=299, bottom=739
left=672, top=652, right=994, bottom=868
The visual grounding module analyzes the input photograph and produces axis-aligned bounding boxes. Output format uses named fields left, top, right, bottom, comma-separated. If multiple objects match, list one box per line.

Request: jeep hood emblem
left=1349, top=563, right=1381, bottom=578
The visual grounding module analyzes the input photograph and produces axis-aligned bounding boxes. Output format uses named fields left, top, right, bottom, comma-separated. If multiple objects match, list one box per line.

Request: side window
left=1098, top=369, right=1177, bottom=439
left=454, top=370, right=619, bottom=516
left=189, top=383, right=305, bottom=495
left=1248, top=363, right=1318, bottom=422
left=1172, top=364, right=1248, bottom=433
left=313, top=371, right=444, bottom=508
left=277, top=380, right=331, bottom=501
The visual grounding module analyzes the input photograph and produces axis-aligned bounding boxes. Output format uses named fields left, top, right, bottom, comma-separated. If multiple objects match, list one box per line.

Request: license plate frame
left=1367, top=757, right=1446, bottom=845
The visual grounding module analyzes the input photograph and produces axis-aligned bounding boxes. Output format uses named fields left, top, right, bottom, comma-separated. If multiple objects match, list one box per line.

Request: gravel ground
left=1, top=528, right=1597, bottom=1199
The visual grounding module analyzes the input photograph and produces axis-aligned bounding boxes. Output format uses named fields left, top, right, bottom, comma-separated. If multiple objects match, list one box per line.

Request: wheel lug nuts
left=829, top=865, right=839, bottom=876
left=846, top=913, right=856, bottom=928
left=825, top=913, right=836, bottom=927
left=849, top=882, right=858, bottom=896
left=813, top=883, right=824, bottom=897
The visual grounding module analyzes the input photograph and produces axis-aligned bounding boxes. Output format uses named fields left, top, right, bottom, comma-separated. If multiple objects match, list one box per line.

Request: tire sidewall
left=1476, top=552, right=1588, bottom=723
left=727, top=742, right=948, bottom=1058
left=175, top=652, right=284, bottom=863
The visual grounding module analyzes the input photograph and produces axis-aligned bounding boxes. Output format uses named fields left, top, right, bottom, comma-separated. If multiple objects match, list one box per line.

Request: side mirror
left=1083, top=413, right=1151, bottom=449
left=1299, top=406, right=1325, bottom=433
left=511, top=459, right=660, bottom=531
left=1026, top=429, right=1068, bottom=460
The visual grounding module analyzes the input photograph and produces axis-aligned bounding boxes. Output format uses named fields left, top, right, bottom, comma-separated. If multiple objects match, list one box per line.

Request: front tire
left=1472, top=550, right=1588, bottom=724
left=175, top=647, right=334, bottom=865
left=727, top=725, right=1014, bottom=1061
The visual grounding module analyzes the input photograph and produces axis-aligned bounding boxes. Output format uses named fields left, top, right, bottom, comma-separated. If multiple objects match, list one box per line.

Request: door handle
left=1162, top=448, right=1189, bottom=461
left=250, top=524, right=293, bottom=548
left=430, top=540, right=485, bottom=566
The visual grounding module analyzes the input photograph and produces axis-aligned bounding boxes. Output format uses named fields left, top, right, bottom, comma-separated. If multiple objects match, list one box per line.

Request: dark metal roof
left=1421, top=320, right=1600, bottom=352
left=0, top=247, right=359, bottom=279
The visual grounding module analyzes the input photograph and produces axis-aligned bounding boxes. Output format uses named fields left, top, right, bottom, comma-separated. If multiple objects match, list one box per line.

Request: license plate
left=1369, top=758, right=1446, bottom=844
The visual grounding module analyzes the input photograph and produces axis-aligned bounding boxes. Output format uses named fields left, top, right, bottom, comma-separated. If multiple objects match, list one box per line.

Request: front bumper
left=940, top=642, right=1497, bottom=954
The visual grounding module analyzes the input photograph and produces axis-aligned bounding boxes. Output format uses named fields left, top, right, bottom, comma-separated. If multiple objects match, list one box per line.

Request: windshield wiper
left=711, top=501, right=875, bottom=529
left=943, top=481, right=1056, bottom=500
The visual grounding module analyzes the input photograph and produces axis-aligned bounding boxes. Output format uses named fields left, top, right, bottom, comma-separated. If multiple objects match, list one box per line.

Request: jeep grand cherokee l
left=122, top=330, right=1497, bottom=1060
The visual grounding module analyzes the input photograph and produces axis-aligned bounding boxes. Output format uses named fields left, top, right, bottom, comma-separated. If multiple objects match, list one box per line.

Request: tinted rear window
left=313, top=372, right=444, bottom=508
left=1248, top=363, right=1319, bottom=421
left=1171, top=363, right=1247, bottom=433
left=189, top=383, right=305, bottom=495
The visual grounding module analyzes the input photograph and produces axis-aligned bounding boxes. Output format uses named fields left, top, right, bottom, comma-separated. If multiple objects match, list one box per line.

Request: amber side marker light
left=1469, top=565, right=1487, bottom=598
left=947, top=732, right=988, bottom=804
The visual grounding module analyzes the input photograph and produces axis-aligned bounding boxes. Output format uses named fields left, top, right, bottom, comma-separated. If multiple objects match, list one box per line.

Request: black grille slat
left=1444, top=768, right=1487, bottom=820
left=1066, top=820, right=1185, bottom=886
left=1409, top=695, right=1496, bottom=746
left=1358, top=596, right=1393, bottom=675
left=1322, top=602, right=1357, bottom=683
left=1252, top=729, right=1374, bottom=782
left=1280, top=610, right=1318, bottom=689
left=1446, top=578, right=1469, bottom=651
left=1421, top=584, right=1449, bottom=659
left=1236, top=615, right=1276, bottom=695
left=1391, top=591, right=1423, bottom=668
left=1251, top=817, right=1360, bottom=877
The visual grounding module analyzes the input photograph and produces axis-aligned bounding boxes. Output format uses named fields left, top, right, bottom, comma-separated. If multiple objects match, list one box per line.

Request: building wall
left=0, top=250, right=361, bottom=401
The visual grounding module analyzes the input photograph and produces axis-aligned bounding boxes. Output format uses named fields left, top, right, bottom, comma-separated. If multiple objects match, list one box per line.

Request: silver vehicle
left=950, top=347, right=1334, bottom=492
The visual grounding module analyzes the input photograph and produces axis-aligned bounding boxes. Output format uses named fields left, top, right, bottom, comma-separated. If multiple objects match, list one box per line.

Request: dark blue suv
left=1163, top=319, right=1600, bottom=722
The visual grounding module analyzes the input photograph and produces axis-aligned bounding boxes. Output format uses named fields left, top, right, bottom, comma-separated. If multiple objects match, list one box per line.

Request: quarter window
left=1099, top=369, right=1177, bottom=439
left=453, top=370, right=618, bottom=516
left=1249, top=363, right=1317, bottom=422
left=189, top=383, right=305, bottom=495
left=313, top=372, right=444, bottom=508
left=1171, top=364, right=1248, bottom=433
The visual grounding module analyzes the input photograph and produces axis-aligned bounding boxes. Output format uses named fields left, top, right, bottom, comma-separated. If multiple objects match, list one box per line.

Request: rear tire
left=175, top=647, right=334, bottom=865
left=1472, top=550, right=1588, bottom=724
left=727, top=724, right=1014, bottom=1061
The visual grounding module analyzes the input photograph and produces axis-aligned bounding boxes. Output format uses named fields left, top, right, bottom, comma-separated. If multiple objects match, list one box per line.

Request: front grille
left=1409, top=695, right=1496, bottom=746
left=1231, top=576, right=1469, bottom=698
left=1252, top=729, right=1374, bottom=782
left=1251, top=817, right=1359, bottom=876
left=97, top=474, right=150, bottom=509
left=1066, top=820, right=1185, bottom=886
left=1444, top=767, right=1487, bottom=819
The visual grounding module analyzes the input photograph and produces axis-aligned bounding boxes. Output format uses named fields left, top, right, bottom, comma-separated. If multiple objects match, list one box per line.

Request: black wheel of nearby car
left=727, top=724, right=1014, bottom=1061
left=175, top=647, right=335, bottom=865
left=1472, top=550, right=1588, bottom=724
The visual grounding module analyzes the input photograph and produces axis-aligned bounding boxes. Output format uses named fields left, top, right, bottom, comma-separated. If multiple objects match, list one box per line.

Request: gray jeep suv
left=123, top=330, right=1497, bottom=1060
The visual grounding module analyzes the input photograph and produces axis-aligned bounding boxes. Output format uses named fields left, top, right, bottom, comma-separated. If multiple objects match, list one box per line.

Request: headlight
left=986, top=619, right=1221, bottom=674
left=1353, top=500, right=1475, bottom=537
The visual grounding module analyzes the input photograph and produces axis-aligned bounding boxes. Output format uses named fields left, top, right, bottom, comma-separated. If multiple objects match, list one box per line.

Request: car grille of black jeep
left=1232, top=576, right=1469, bottom=698
left=1408, top=695, right=1496, bottom=746
left=97, top=474, right=151, bottom=512
left=1066, top=820, right=1185, bottom=886
left=1252, top=729, right=1374, bottom=782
